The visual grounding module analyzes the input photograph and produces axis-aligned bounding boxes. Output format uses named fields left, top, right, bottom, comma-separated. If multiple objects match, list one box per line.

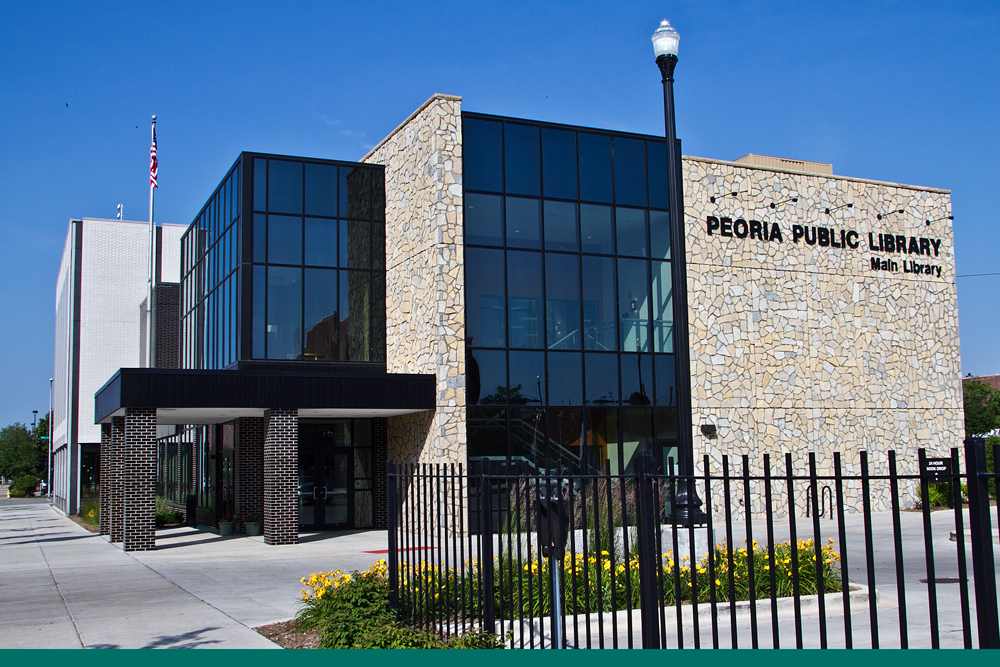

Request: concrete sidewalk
left=0, top=498, right=388, bottom=649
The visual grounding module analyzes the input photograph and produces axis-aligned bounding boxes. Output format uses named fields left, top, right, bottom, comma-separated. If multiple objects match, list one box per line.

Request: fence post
left=965, top=438, right=1000, bottom=648
left=387, top=460, right=399, bottom=610
left=637, top=451, right=661, bottom=649
left=479, top=458, right=496, bottom=634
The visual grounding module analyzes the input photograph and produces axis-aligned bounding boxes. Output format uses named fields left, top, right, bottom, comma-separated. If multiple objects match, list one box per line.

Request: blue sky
left=0, top=1, right=997, bottom=427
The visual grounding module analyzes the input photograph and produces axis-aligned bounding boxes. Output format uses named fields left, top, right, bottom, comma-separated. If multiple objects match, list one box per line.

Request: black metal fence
left=387, top=439, right=1000, bottom=649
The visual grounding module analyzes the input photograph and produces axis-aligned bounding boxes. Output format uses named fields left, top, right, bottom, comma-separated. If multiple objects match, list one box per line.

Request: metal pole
left=965, top=437, right=1000, bottom=648
left=387, top=460, right=399, bottom=610
left=47, top=378, right=52, bottom=501
left=656, top=54, right=693, bottom=472
left=550, top=554, right=564, bottom=648
left=146, top=115, right=156, bottom=368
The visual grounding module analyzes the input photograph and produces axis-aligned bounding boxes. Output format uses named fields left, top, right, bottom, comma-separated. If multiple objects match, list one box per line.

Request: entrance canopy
left=94, top=368, right=435, bottom=425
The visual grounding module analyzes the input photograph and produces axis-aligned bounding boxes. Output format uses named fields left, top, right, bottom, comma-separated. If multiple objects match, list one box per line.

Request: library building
left=51, top=94, right=962, bottom=550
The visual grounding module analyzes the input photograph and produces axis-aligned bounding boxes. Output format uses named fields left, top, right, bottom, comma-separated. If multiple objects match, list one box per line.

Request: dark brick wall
left=99, top=423, right=111, bottom=536
left=236, top=417, right=265, bottom=533
left=123, top=408, right=157, bottom=551
left=373, top=418, right=387, bottom=529
left=263, top=409, right=298, bottom=545
left=110, top=416, right=125, bottom=543
left=154, top=283, right=180, bottom=369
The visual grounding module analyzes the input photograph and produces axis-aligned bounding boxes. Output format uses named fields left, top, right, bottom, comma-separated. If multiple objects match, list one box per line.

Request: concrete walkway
left=0, top=498, right=388, bottom=649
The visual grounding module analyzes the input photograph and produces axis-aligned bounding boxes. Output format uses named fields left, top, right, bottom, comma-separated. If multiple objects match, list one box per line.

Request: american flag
left=149, top=126, right=158, bottom=189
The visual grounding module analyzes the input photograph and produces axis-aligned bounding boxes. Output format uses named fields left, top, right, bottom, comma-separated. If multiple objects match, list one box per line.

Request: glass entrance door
left=298, top=419, right=374, bottom=530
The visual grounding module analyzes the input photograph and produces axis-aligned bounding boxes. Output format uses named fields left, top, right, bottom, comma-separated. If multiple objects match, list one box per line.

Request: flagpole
left=147, top=114, right=156, bottom=368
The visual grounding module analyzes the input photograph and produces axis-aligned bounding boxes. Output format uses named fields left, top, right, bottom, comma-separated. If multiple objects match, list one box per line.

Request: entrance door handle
left=319, top=486, right=328, bottom=500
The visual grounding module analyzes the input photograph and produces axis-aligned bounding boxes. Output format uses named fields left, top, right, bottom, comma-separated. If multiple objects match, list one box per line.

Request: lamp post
left=652, top=20, right=694, bottom=473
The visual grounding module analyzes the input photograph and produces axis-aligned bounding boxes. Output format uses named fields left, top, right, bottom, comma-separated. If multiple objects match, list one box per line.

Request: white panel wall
left=160, top=223, right=185, bottom=283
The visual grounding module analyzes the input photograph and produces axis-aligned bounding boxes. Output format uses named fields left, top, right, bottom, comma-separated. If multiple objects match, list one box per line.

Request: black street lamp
left=652, top=20, right=694, bottom=473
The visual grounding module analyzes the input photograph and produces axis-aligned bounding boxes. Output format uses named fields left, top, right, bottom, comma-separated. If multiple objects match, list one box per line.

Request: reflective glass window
left=470, top=349, right=506, bottom=405
left=613, top=137, right=646, bottom=207
left=371, top=224, right=385, bottom=270
left=510, top=407, right=545, bottom=468
left=543, top=200, right=577, bottom=252
left=545, top=253, right=580, bottom=350
left=268, top=160, right=302, bottom=214
left=508, top=351, right=545, bottom=405
left=466, top=247, right=505, bottom=348
left=547, top=351, right=582, bottom=405
left=340, top=167, right=373, bottom=220
left=340, top=270, right=371, bottom=361
left=466, top=193, right=503, bottom=246
left=620, top=408, right=653, bottom=473
left=305, top=163, right=338, bottom=217
left=586, top=407, right=619, bottom=468
left=585, top=353, right=618, bottom=405
left=647, top=141, right=669, bottom=210
left=266, top=266, right=302, bottom=360
left=343, top=221, right=371, bottom=269
left=542, top=128, right=577, bottom=200
left=618, top=258, right=649, bottom=352
left=652, top=260, right=673, bottom=353
left=253, top=159, right=267, bottom=211
left=548, top=408, right=585, bottom=472
left=504, top=123, right=540, bottom=196
left=620, top=353, right=653, bottom=406
left=463, top=118, right=503, bottom=193
left=655, top=355, right=676, bottom=407
left=578, top=133, right=612, bottom=203
left=505, top=197, right=541, bottom=249
left=650, top=210, right=670, bottom=260
left=268, top=215, right=302, bottom=265
left=582, top=255, right=617, bottom=351
left=304, top=268, right=338, bottom=360
left=305, top=218, right=338, bottom=267
left=468, top=407, right=507, bottom=459
left=580, top=204, right=614, bottom=255
left=616, top=208, right=648, bottom=257
left=507, top=250, right=543, bottom=349
left=370, top=273, right=385, bottom=362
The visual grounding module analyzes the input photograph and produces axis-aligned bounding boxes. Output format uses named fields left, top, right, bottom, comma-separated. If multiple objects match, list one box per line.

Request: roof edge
left=362, top=94, right=463, bottom=162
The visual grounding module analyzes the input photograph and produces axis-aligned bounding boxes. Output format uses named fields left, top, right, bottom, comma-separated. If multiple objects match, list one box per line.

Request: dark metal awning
left=95, top=368, right=436, bottom=424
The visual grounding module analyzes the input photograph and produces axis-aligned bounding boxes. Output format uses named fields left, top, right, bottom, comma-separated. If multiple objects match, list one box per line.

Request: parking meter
left=534, top=484, right=570, bottom=648
left=534, top=485, right=570, bottom=559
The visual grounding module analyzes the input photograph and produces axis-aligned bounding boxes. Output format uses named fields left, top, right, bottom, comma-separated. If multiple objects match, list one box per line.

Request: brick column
left=99, top=423, right=112, bottom=536
left=373, top=418, right=388, bottom=529
left=123, top=408, right=157, bottom=552
left=236, top=417, right=265, bottom=533
left=110, top=416, right=125, bottom=543
left=263, top=409, right=298, bottom=545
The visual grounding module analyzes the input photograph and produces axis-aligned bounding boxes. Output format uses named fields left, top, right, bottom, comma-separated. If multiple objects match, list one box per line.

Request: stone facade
left=364, top=94, right=466, bottom=467
left=682, top=156, right=962, bottom=515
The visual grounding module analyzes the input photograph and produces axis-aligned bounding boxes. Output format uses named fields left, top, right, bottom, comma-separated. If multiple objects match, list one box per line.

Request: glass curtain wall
left=181, top=160, right=243, bottom=370
left=464, top=113, right=681, bottom=475
left=180, top=154, right=387, bottom=369
left=249, top=158, right=386, bottom=363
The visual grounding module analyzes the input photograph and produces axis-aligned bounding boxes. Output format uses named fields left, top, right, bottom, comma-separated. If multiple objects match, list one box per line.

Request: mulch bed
left=68, top=515, right=99, bottom=533
left=254, top=619, right=322, bottom=649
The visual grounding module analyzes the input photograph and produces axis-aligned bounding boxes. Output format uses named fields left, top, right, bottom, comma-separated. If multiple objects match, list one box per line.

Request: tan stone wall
left=364, top=94, right=466, bottom=468
left=683, top=157, right=962, bottom=515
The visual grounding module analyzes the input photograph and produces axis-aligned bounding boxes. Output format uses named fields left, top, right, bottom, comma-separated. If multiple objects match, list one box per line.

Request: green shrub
left=297, top=562, right=504, bottom=649
left=155, top=496, right=183, bottom=527
left=9, top=475, right=38, bottom=498
left=78, top=499, right=100, bottom=526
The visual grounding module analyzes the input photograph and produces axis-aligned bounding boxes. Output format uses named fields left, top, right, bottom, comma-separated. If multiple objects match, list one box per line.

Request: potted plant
left=241, top=512, right=262, bottom=536
left=218, top=512, right=235, bottom=537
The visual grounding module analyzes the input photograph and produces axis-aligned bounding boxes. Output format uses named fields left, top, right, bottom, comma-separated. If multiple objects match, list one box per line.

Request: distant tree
left=0, top=423, right=46, bottom=480
left=964, top=379, right=1000, bottom=437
